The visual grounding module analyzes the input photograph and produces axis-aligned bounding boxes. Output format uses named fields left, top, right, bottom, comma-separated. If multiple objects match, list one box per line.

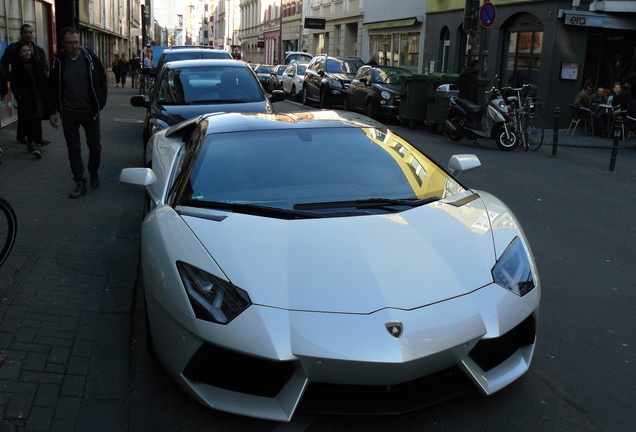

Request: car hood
left=154, top=101, right=272, bottom=125
left=375, top=83, right=401, bottom=93
left=182, top=197, right=499, bottom=314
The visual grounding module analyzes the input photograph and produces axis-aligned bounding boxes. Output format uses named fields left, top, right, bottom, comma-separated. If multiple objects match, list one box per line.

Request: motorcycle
left=444, top=87, right=519, bottom=151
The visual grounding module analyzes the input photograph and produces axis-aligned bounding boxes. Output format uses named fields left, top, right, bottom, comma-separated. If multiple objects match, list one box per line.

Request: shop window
left=502, top=14, right=543, bottom=87
left=369, top=32, right=419, bottom=73
left=439, top=27, right=450, bottom=73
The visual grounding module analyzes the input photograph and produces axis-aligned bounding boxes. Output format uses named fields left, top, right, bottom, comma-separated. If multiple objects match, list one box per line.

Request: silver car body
left=281, top=61, right=309, bottom=100
left=121, top=111, right=540, bottom=422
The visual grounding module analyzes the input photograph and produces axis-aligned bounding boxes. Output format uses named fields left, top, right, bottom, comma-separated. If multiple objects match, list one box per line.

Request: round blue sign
left=479, top=2, right=497, bottom=28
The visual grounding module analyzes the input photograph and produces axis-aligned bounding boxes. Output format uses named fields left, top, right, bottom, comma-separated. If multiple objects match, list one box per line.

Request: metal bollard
left=551, top=107, right=560, bottom=157
left=609, top=116, right=622, bottom=172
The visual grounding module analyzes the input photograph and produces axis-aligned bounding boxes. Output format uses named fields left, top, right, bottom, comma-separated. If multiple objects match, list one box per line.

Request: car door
left=349, top=66, right=371, bottom=112
left=304, top=57, right=324, bottom=102
left=282, top=64, right=295, bottom=95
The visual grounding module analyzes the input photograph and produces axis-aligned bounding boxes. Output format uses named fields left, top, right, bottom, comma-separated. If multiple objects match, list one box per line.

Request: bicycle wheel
left=0, top=197, right=17, bottom=267
left=526, top=114, right=545, bottom=151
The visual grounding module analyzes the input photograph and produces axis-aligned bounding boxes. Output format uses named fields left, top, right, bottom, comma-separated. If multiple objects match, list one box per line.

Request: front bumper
left=147, top=282, right=539, bottom=421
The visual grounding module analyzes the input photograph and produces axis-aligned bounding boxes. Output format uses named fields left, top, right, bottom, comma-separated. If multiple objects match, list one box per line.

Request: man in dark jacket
left=1, top=23, right=49, bottom=145
left=457, top=59, right=479, bottom=103
left=48, top=27, right=108, bottom=198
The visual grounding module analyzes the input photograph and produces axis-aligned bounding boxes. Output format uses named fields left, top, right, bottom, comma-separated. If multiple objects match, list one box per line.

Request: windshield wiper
left=181, top=199, right=325, bottom=219
left=294, top=197, right=440, bottom=211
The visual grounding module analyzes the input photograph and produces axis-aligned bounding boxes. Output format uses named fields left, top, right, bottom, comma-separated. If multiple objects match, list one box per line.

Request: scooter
left=444, top=87, right=519, bottom=151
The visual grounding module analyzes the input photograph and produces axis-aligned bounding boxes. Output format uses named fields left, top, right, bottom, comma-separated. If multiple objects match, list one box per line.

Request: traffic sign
left=479, top=2, right=497, bottom=28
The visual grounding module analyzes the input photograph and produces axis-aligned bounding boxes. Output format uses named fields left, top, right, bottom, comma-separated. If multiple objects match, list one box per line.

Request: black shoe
left=69, top=180, right=87, bottom=198
left=28, top=144, right=42, bottom=159
left=90, top=173, right=100, bottom=189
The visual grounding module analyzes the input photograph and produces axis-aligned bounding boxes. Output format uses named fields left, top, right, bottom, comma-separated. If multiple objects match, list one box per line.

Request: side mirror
left=269, top=90, right=285, bottom=103
left=130, top=95, right=150, bottom=108
left=119, top=167, right=157, bottom=188
left=447, top=154, right=481, bottom=176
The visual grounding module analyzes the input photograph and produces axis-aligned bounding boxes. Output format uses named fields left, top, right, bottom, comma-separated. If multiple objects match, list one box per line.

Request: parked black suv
left=302, top=55, right=364, bottom=108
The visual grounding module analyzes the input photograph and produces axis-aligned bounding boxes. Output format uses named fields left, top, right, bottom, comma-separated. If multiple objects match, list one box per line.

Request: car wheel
left=365, top=100, right=375, bottom=119
left=302, top=85, right=310, bottom=106
left=143, top=292, right=159, bottom=361
left=343, top=96, right=350, bottom=111
left=320, top=88, right=330, bottom=109
left=291, top=85, right=297, bottom=101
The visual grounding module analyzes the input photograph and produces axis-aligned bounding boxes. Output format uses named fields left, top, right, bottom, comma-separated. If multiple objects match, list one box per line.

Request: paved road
left=1, top=94, right=634, bottom=431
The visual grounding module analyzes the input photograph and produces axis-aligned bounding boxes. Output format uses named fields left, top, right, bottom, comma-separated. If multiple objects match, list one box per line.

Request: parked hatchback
left=343, top=65, right=412, bottom=120
left=302, top=55, right=364, bottom=108
left=130, top=59, right=284, bottom=146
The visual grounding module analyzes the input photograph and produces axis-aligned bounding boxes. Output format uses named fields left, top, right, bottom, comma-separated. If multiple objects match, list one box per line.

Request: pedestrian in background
left=129, top=53, right=141, bottom=89
left=47, top=27, right=108, bottom=198
left=573, top=85, right=607, bottom=137
left=1, top=23, right=49, bottom=145
left=10, top=42, right=49, bottom=159
left=119, top=53, right=130, bottom=88
left=112, top=53, right=121, bottom=87
left=457, top=59, right=479, bottom=104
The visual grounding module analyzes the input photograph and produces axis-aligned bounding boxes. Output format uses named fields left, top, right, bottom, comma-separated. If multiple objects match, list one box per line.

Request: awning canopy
left=363, top=17, right=420, bottom=30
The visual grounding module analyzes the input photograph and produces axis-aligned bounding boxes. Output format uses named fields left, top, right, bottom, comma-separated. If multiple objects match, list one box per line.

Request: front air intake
left=183, top=343, right=295, bottom=398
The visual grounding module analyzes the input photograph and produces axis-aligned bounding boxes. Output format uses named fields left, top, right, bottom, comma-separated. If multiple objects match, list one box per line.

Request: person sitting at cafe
left=574, top=85, right=607, bottom=137
left=591, top=87, right=607, bottom=105
left=611, top=82, right=632, bottom=111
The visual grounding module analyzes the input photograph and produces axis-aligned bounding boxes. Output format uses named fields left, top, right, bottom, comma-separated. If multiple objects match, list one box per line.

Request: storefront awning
left=363, top=17, right=420, bottom=30
left=558, top=9, right=636, bottom=30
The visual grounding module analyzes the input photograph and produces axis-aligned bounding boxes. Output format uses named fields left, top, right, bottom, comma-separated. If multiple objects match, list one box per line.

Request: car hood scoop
left=183, top=199, right=496, bottom=314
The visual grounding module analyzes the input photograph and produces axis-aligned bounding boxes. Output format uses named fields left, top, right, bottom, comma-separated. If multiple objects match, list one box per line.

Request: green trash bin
left=428, top=83, right=459, bottom=132
left=398, top=74, right=435, bottom=126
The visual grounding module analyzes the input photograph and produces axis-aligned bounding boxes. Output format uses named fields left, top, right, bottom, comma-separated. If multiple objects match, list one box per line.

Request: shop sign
left=564, top=13, right=603, bottom=27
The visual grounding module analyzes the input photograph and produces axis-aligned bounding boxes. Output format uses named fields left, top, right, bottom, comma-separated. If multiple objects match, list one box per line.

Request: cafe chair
left=608, top=110, right=628, bottom=142
left=567, top=104, right=594, bottom=136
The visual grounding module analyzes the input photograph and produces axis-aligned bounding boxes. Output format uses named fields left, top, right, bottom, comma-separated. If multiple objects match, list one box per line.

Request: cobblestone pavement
left=0, top=86, right=145, bottom=432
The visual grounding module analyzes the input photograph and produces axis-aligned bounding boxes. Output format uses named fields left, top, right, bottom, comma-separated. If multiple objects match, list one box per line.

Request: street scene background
left=0, top=87, right=634, bottom=431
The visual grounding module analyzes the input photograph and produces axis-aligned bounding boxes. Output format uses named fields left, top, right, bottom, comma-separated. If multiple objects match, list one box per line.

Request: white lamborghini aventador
left=120, top=110, right=540, bottom=422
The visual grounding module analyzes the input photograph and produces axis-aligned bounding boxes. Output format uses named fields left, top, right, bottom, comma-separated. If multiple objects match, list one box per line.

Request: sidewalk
left=0, top=86, right=145, bottom=432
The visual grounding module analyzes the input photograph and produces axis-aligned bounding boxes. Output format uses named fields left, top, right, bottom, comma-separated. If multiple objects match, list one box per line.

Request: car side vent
left=183, top=343, right=295, bottom=398
left=468, top=313, right=536, bottom=372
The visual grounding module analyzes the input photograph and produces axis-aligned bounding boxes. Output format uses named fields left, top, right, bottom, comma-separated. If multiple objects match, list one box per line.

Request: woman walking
left=119, top=53, right=130, bottom=88
left=10, top=42, right=49, bottom=158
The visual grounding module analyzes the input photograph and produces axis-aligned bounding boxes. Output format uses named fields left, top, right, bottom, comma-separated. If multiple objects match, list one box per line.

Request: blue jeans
left=61, top=110, right=101, bottom=182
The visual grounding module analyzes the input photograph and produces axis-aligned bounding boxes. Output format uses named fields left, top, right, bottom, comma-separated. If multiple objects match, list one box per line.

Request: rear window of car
left=157, top=65, right=265, bottom=104
left=184, top=127, right=461, bottom=212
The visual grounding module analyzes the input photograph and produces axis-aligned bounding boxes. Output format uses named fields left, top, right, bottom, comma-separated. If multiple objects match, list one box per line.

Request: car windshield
left=157, top=65, right=265, bottom=104
left=181, top=127, right=464, bottom=216
left=375, top=68, right=411, bottom=84
left=257, top=66, right=273, bottom=74
left=297, top=65, right=307, bottom=75
left=326, top=59, right=364, bottom=74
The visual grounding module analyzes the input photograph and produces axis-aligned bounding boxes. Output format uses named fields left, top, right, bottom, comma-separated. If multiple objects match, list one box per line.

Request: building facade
left=424, top=0, right=636, bottom=122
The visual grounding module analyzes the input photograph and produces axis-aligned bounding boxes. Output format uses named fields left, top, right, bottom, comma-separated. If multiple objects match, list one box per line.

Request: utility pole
left=279, top=0, right=284, bottom=64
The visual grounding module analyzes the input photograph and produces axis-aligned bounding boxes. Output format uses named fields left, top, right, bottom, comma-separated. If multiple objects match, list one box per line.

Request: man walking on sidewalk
left=47, top=27, right=108, bottom=198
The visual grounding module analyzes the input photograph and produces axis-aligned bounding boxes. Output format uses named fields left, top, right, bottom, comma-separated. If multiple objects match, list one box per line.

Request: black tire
left=0, top=196, right=17, bottom=268
left=495, top=127, right=519, bottom=151
left=291, top=85, right=297, bottom=101
left=365, top=100, right=375, bottom=119
left=320, top=87, right=330, bottom=109
left=302, top=85, right=310, bottom=106
left=446, top=120, right=464, bottom=142
left=343, top=96, right=350, bottom=111
left=526, top=114, right=545, bottom=151
left=144, top=293, right=159, bottom=360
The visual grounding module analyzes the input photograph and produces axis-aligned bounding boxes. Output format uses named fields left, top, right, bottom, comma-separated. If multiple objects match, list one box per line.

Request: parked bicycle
left=138, top=67, right=154, bottom=94
left=502, top=84, right=545, bottom=151
left=0, top=196, right=17, bottom=267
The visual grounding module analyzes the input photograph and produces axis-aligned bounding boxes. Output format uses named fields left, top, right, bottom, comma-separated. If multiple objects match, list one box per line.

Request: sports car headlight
left=491, top=237, right=535, bottom=296
left=176, top=261, right=251, bottom=324
left=381, top=91, right=391, bottom=100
